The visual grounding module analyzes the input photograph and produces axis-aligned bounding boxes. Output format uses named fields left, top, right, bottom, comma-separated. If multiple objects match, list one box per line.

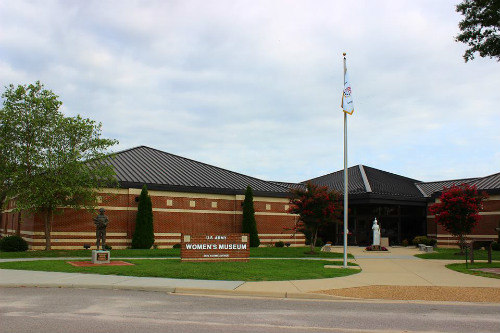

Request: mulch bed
left=473, top=268, right=500, bottom=275
left=315, top=286, right=500, bottom=303
left=67, top=261, right=135, bottom=267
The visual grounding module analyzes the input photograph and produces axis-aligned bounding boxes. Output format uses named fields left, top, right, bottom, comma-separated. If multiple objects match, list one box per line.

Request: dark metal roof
left=415, top=178, right=478, bottom=197
left=304, top=165, right=367, bottom=194
left=470, top=172, right=500, bottom=193
left=363, top=166, right=423, bottom=198
left=304, top=165, right=423, bottom=199
left=270, top=181, right=306, bottom=191
left=105, top=146, right=291, bottom=197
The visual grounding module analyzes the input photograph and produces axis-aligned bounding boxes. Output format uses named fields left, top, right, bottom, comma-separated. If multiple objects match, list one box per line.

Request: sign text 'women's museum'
left=180, top=234, right=250, bottom=262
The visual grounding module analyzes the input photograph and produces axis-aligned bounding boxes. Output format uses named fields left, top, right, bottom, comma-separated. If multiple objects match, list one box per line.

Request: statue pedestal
left=91, top=250, right=110, bottom=264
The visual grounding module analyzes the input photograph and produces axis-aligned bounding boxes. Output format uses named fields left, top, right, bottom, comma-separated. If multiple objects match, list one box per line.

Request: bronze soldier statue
left=94, top=208, right=109, bottom=250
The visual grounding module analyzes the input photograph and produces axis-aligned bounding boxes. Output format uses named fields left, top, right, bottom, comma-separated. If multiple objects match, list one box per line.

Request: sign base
left=91, top=250, right=110, bottom=264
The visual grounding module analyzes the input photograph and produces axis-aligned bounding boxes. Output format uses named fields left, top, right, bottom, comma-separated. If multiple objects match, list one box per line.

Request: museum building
left=1, top=146, right=499, bottom=249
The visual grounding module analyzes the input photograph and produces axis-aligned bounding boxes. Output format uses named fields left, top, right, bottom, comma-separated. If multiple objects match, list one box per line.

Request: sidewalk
left=1, top=247, right=498, bottom=301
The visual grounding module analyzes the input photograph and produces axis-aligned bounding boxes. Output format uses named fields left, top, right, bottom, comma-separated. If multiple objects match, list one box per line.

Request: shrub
left=491, top=242, right=500, bottom=251
left=275, top=241, right=285, bottom=247
left=0, top=235, right=28, bottom=252
left=172, top=243, right=181, bottom=249
left=305, top=237, right=324, bottom=247
left=412, top=236, right=435, bottom=247
left=131, top=185, right=155, bottom=249
left=104, top=244, right=112, bottom=250
left=401, top=239, right=409, bottom=247
left=242, top=186, right=260, bottom=247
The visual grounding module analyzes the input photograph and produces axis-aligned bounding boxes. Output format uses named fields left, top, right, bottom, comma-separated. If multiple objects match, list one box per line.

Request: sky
left=1, top=0, right=499, bottom=184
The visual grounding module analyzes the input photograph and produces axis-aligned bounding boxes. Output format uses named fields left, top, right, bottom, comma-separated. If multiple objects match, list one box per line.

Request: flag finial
left=343, top=52, right=346, bottom=56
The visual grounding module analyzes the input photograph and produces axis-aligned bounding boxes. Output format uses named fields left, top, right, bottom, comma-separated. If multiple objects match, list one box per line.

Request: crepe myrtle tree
left=429, top=184, right=488, bottom=253
left=288, top=182, right=342, bottom=253
left=1, top=81, right=118, bottom=250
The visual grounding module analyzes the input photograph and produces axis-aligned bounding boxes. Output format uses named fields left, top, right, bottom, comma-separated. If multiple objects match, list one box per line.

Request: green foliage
left=446, top=262, right=500, bottom=280
left=0, top=259, right=360, bottom=281
left=455, top=0, right=500, bottom=62
left=275, top=241, right=285, bottom=247
left=412, top=235, right=436, bottom=247
left=131, top=185, right=155, bottom=249
left=401, top=239, right=409, bottom=247
left=492, top=241, right=500, bottom=251
left=0, top=246, right=351, bottom=259
left=1, top=81, right=118, bottom=250
left=416, top=247, right=500, bottom=260
left=289, top=182, right=342, bottom=253
left=0, top=236, right=28, bottom=252
left=305, top=236, right=324, bottom=247
left=242, top=186, right=260, bottom=247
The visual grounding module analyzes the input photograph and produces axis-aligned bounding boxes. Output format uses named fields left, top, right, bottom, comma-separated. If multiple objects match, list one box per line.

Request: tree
left=288, top=182, right=342, bottom=253
left=1, top=81, right=118, bottom=250
left=429, top=183, right=487, bottom=253
left=455, top=0, right=500, bottom=62
left=131, top=185, right=155, bottom=249
left=242, top=186, right=260, bottom=247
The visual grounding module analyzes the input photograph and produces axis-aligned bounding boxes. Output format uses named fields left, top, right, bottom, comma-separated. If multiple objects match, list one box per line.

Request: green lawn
left=446, top=262, right=500, bottom=280
left=415, top=247, right=500, bottom=261
left=0, top=259, right=359, bottom=281
left=0, top=246, right=353, bottom=259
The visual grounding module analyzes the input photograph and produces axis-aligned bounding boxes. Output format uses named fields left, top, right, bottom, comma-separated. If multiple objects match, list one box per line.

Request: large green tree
left=1, top=81, right=118, bottom=249
left=131, top=185, right=155, bottom=249
left=455, top=0, right=500, bottom=62
left=288, top=182, right=342, bottom=253
left=242, top=185, right=260, bottom=247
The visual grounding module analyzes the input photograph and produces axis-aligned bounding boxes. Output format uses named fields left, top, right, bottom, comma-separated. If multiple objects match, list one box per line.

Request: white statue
left=372, top=218, right=380, bottom=246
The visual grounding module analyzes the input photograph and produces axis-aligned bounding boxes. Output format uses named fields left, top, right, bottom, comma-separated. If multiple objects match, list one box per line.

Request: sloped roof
left=363, top=165, right=423, bottom=198
left=105, top=146, right=290, bottom=197
left=270, top=181, right=306, bottom=191
left=304, top=165, right=423, bottom=200
left=304, top=165, right=368, bottom=194
left=415, top=178, right=478, bottom=197
left=470, top=172, right=500, bottom=192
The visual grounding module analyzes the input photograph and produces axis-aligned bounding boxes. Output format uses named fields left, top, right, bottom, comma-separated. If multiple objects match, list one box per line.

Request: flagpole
left=343, top=53, right=348, bottom=268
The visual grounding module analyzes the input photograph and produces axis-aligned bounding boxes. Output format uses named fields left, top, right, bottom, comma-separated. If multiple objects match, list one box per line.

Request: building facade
left=1, top=146, right=303, bottom=250
left=1, top=146, right=499, bottom=249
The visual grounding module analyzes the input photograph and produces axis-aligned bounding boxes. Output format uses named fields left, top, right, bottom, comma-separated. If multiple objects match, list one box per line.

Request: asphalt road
left=1, top=287, right=499, bottom=333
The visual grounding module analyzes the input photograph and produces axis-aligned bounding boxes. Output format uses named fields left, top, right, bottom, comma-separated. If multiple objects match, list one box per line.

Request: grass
left=446, top=262, right=500, bottom=280
left=0, top=246, right=353, bottom=259
left=0, top=259, right=359, bottom=281
left=415, top=247, right=500, bottom=261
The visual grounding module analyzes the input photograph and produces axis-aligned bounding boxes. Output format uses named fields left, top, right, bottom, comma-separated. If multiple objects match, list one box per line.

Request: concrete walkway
left=1, top=247, right=498, bottom=300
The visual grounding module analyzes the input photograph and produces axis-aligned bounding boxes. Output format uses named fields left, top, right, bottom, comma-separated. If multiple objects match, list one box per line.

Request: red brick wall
left=427, top=194, right=500, bottom=247
left=1, top=188, right=304, bottom=250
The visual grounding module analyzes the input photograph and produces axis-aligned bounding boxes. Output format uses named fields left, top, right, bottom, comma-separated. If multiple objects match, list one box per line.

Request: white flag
left=342, top=70, right=354, bottom=115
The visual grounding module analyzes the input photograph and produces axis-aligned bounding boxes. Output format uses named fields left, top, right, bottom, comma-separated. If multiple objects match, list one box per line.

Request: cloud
left=1, top=0, right=498, bottom=184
